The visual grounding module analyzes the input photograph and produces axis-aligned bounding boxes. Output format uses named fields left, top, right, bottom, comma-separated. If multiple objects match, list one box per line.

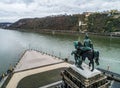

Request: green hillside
left=8, top=11, right=120, bottom=33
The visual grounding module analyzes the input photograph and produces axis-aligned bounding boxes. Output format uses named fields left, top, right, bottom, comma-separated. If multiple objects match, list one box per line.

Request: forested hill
left=8, top=15, right=85, bottom=31
left=8, top=11, right=120, bottom=33
left=87, top=13, right=120, bottom=33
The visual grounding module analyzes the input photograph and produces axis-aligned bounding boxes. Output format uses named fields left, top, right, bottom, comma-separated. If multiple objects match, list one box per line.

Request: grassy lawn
left=17, top=67, right=66, bottom=88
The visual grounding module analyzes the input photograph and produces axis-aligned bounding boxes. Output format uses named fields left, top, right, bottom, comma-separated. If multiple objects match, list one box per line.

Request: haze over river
left=0, top=29, right=120, bottom=75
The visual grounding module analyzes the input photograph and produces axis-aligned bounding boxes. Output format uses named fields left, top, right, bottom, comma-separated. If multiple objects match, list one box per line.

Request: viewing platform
left=14, top=50, right=63, bottom=72
left=4, top=50, right=71, bottom=88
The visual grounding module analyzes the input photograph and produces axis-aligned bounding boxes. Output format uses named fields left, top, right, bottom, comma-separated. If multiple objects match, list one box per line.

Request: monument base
left=61, top=62, right=110, bottom=88
left=70, top=63, right=101, bottom=78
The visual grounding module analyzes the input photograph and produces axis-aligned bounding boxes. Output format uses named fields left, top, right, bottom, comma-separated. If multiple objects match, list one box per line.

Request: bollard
left=64, top=58, right=68, bottom=62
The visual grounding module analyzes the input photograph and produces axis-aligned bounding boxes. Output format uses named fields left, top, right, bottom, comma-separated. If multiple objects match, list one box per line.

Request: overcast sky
left=0, top=0, right=120, bottom=22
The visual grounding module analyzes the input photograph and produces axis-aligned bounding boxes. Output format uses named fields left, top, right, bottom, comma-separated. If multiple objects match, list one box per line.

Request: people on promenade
left=0, top=66, right=13, bottom=82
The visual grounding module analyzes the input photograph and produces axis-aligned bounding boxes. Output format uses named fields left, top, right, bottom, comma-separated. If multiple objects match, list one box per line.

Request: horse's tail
left=94, top=50, right=99, bottom=65
left=94, top=51, right=99, bottom=58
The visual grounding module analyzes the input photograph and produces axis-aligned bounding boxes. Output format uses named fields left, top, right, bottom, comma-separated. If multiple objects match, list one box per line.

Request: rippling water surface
left=0, top=29, right=120, bottom=75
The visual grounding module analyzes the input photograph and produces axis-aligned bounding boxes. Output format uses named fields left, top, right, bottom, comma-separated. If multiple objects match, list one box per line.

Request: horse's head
left=73, top=41, right=78, bottom=49
left=78, top=41, right=83, bottom=47
left=73, top=41, right=83, bottom=49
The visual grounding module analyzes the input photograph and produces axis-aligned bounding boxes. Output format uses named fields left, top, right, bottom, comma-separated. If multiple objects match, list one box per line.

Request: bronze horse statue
left=71, top=42, right=99, bottom=71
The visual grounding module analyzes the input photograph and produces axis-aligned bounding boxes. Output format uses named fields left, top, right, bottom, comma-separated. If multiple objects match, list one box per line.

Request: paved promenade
left=14, top=50, right=63, bottom=72
left=6, top=50, right=71, bottom=88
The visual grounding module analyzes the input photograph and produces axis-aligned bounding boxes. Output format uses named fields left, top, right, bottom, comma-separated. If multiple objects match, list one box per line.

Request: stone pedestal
left=70, top=63, right=101, bottom=78
left=62, top=63, right=110, bottom=88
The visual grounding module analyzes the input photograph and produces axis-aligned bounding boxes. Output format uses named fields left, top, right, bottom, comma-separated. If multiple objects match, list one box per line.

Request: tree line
left=8, top=12, right=120, bottom=33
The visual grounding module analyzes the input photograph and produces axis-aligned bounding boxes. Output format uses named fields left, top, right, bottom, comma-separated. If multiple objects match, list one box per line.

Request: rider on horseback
left=72, top=40, right=92, bottom=70
left=71, top=34, right=99, bottom=71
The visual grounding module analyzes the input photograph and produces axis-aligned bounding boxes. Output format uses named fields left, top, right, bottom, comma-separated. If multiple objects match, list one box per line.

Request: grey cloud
left=0, top=0, right=34, bottom=4
left=22, top=0, right=34, bottom=4
left=0, top=0, right=120, bottom=22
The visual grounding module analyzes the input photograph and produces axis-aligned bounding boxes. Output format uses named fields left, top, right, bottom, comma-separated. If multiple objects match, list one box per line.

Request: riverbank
left=38, top=30, right=120, bottom=37
left=5, top=28, right=120, bottom=37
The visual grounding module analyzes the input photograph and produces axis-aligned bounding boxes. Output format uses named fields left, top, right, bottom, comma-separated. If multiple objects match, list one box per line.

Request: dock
left=4, top=50, right=71, bottom=88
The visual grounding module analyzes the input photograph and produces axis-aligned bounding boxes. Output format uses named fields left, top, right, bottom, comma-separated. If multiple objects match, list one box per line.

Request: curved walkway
left=6, top=62, right=71, bottom=88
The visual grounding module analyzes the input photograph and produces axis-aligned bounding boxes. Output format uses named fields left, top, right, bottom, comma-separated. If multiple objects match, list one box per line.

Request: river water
left=0, top=29, right=120, bottom=75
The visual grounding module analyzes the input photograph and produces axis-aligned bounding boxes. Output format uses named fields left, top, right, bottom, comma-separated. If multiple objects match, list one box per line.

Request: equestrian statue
left=71, top=34, right=100, bottom=71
